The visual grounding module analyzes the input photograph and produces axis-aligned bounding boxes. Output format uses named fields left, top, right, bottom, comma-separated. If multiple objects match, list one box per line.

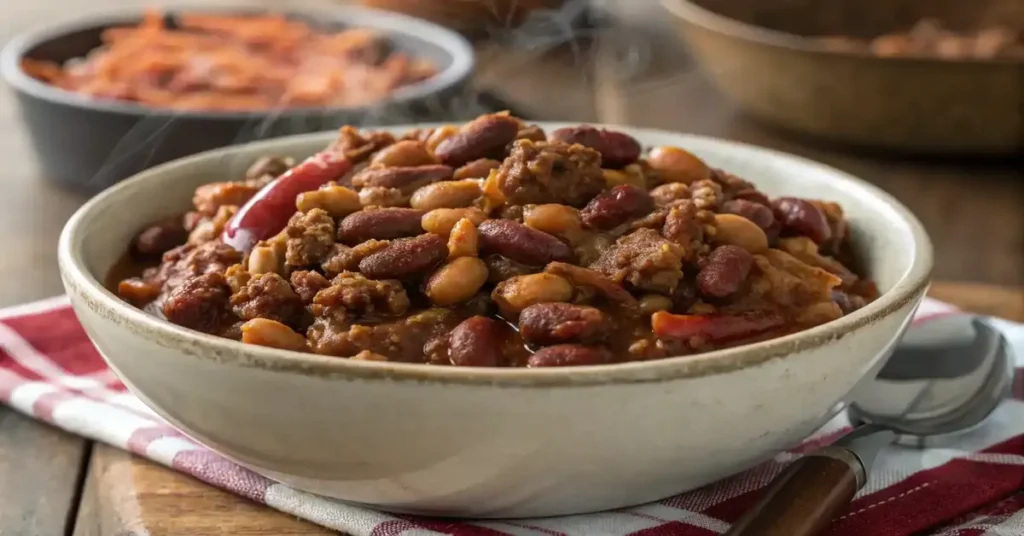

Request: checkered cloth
left=1, top=296, right=1022, bottom=535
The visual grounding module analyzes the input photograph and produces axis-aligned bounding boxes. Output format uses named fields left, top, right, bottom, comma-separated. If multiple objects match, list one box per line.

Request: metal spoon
left=726, top=316, right=1014, bottom=536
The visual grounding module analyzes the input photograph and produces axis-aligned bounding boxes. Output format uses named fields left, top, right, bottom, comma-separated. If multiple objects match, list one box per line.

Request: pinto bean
left=337, top=208, right=424, bottom=244
left=421, top=208, right=487, bottom=236
left=527, top=345, right=613, bottom=367
left=449, top=316, right=504, bottom=367
left=523, top=204, right=582, bottom=239
left=369, top=140, right=438, bottom=167
left=477, top=220, right=575, bottom=265
left=549, top=126, right=641, bottom=168
left=447, top=218, right=479, bottom=258
left=358, top=234, right=448, bottom=280
left=410, top=180, right=482, bottom=210
left=425, top=257, right=489, bottom=306
left=519, top=303, right=610, bottom=345
left=296, top=186, right=361, bottom=218
left=711, top=213, right=769, bottom=253
left=492, top=273, right=574, bottom=317
left=647, top=146, right=710, bottom=184
left=697, top=245, right=754, bottom=299
left=241, top=318, right=307, bottom=352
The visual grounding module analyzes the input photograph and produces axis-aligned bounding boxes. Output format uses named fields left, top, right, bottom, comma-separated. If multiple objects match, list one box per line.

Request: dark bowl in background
left=663, top=0, right=1024, bottom=155
left=0, top=6, right=475, bottom=194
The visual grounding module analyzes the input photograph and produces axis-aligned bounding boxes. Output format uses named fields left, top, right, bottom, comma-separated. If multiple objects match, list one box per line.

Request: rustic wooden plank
left=0, top=407, right=90, bottom=536
left=73, top=444, right=335, bottom=536
left=590, top=1, right=1024, bottom=287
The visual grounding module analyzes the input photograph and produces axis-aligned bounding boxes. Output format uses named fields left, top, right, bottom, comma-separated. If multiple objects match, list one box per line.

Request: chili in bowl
left=109, top=113, right=880, bottom=366
left=58, top=115, right=932, bottom=517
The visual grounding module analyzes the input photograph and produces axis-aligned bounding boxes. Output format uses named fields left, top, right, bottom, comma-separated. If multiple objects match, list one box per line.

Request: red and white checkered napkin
left=1, top=297, right=1022, bottom=536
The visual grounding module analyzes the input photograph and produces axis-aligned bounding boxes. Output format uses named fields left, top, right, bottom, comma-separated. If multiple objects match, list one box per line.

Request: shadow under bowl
left=663, top=0, right=1024, bottom=155
left=0, top=5, right=475, bottom=195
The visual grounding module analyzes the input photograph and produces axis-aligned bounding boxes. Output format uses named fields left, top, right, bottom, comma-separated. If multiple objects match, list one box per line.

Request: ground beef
left=192, top=180, right=262, bottom=216
left=484, top=255, right=541, bottom=284
left=285, top=208, right=336, bottom=267
left=321, top=240, right=390, bottom=276
left=290, top=270, right=330, bottom=303
left=187, top=205, right=237, bottom=245
left=230, top=273, right=304, bottom=326
left=152, top=241, right=243, bottom=294
left=495, top=140, right=605, bottom=208
left=661, top=202, right=711, bottom=262
left=589, top=228, right=685, bottom=295
left=311, top=272, right=410, bottom=320
left=709, top=169, right=755, bottom=199
left=307, top=308, right=459, bottom=361
left=162, top=273, right=233, bottom=333
left=689, top=179, right=723, bottom=211
left=332, top=126, right=396, bottom=164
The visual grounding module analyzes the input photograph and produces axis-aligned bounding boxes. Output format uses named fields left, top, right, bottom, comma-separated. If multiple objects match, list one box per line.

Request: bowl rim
left=58, top=122, right=934, bottom=387
left=0, top=4, right=476, bottom=119
left=661, top=0, right=1024, bottom=67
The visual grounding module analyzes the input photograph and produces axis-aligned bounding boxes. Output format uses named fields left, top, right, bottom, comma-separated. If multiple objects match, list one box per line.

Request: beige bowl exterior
left=58, top=124, right=932, bottom=518
left=663, top=0, right=1024, bottom=154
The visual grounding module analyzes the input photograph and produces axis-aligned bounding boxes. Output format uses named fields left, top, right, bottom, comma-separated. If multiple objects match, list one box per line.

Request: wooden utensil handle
left=725, top=447, right=863, bottom=536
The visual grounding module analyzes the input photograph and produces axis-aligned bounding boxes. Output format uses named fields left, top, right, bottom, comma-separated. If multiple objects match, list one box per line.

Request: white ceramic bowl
left=58, top=123, right=933, bottom=518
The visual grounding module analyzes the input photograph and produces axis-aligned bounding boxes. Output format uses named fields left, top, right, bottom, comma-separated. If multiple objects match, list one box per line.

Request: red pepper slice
left=221, top=151, right=352, bottom=253
left=652, top=309, right=786, bottom=345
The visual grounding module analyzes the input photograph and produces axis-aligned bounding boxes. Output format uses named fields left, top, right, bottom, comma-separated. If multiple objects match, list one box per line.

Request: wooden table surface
left=1, top=1, right=1022, bottom=534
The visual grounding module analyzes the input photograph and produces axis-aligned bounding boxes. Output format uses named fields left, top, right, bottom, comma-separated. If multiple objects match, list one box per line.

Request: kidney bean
left=549, top=126, right=641, bottom=168
left=527, top=344, right=613, bottom=367
left=449, top=316, right=505, bottom=367
left=337, top=208, right=424, bottom=244
left=697, top=245, right=754, bottom=299
left=732, top=189, right=771, bottom=206
left=722, top=199, right=775, bottom=230
left=351, top=164, right=453, bottom=191
left=519, top=303, right=610, bottom=346
left=358, top=234, right=448, bottom=280
left=132, top=216, right=188, bottom=258
left=454, top=158, right=502, bottom=180
left=369, top=140, right=438, bottom=167
left=771, top=197, right=832, bottom=245
left=580, top=184, right=655, bottom=229
left=477, top=220, right=575, bottom=265
left=652, top=309, right=786, bottom=345
left=222, top=150, right=351, bottom=253
left=434, top=113, right=520, bottom=167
